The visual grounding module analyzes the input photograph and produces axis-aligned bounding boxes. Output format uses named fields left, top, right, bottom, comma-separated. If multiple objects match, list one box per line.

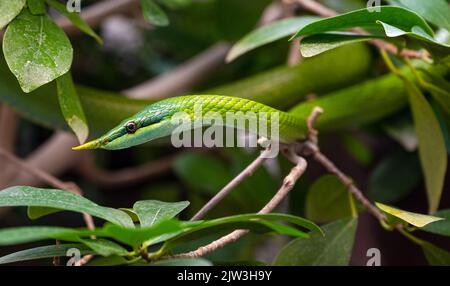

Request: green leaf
left=405, top=81, right=448, bottom=213
left=422, top=209, right=450, bottom=236
left=152, top=258, right=212, bottom=266
left=156, top=0, right=192, bottom=9
left=133, top=200, right=190, bottom=227
left=376, top=203, right=444, bottom=227
left=45, top=0, right=103, bottom=44
left=293, top=6, right=434, bottom=39
left=383, top=119, right=417, bottom=151
left=0, top=244, right=93, bottom=265
left=421, top=242, right=450, bottom=266
left=300, top=32, right=380, bottom=57
left=27, top=206, right=62, bottom=219
left=87, top=255, right=133, bottom=266
left=0, top=226, right=81, bottom=246
left=226, top=16, right=319, bottom=62
left=102, top=220, right=196, bottom=247
left=27, top=0, right=46, bottom=15
left=368, top=151, right=421, bottom=203
left=0, top=0, right=25, bottom=29
left=141, top=0, right=169, bottom=27
left=0, top=186, right=134, bottom=227
left=387, top=0, right=450, bottom=31
left=3, top=9, right=73, bottom=93
left=274, top=217, right=358, bottom=266
left=79, top=239, right=129, bottom=257
left=56, top=72, right=89, bottom=143
left=306, top=175, right=352, bottom=223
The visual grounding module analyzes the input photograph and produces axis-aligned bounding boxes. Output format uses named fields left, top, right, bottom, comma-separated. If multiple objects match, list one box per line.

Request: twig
left=290, top=0, right=429, bottom=59
left=191, top=147, right=272, bottom=220
left=172, top=156, right=307, bottom=258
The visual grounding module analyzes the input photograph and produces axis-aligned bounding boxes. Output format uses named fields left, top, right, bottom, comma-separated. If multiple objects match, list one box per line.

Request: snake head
left=72, top=104, right=175, bottom=150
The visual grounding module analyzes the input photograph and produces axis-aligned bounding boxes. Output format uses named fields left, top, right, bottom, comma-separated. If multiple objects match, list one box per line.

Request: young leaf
left=0, top=244, right=93, bottom=265
left=405, top=81, right=447, bottom=213
left=141, top=0, right=169, bottom=27
left=306, top=175, right=352, bottom=223
left=0, top=186, right=134, bottom=228
left=422, top=209, right=450, bottom=236
left=45, top=0, right=103, bottom=44
left=273, top=217, right=358, bottom=266
left=27, top=0, right=46, bottom=15
left=0, top=0, right=26, bottom=29
left=387, top=0, right=450, bottom=32
left=79, top=239, right=129, bottom=257
left=376, top=203, right=444, bottom=227
left=3, top=9, right=73, bottom=93
left=421, top=242, right=450, bottom=266
left=368, top=151, right=421, bottom=203
left=226, top=16, right=319, bottom=62
left=56, top=72, right=89, bottom=143
left=133, top=200, right=190, bottom=227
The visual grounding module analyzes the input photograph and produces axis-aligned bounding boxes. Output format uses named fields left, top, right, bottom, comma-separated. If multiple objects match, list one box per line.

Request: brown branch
left=190, top=147, right=273, bottom=221
left=172, top=156, right=307, bottom=258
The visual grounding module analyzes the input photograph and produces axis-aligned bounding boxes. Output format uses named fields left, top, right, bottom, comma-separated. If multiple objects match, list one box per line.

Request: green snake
left=73, top=95, right=308, bottom=150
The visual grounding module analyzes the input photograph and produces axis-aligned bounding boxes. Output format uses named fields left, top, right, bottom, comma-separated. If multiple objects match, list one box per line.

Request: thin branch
left=190, top=147, right=272, bottom=220
left=172, top=156, right=307, bottom=258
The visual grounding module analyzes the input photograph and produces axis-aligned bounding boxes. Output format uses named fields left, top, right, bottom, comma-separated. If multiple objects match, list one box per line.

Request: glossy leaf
left=274, top=217, right=358, bottom=266
left=422, top=209, right=450, bottom=236
left=0, top=244, right=93, bottom=265
left=306, top=175, right=352, bottom=223
left=56, top=72, right=89, bottom=143
left=45, top=0, right=103, bottom=44
left=405, top=81, right=447, bottom=213
left=387, top=0, right=450, bottom=31
left=0, top=0, right=25, bottom=29
left=3, top=9, right=73, bottom=92
left=421, top=242, right=450, bottom=266
left=141, top=0, right=169, bottom=27
left=0, top=186, right=134, bottom=227
left=368, top=151, right=421, bottom=203
left=376, top=203, right=444, bottom=227
left=133, top=200, right=190, bottom=227
left=227, top=16, right=319, bottom=62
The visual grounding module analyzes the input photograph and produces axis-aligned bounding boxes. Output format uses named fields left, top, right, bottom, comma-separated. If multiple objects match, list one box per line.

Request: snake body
left=74, top=95, right=307, bottom=150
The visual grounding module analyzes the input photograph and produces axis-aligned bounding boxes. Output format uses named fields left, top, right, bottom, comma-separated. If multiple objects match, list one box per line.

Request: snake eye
left=125, top=121, right=137, bottom=134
